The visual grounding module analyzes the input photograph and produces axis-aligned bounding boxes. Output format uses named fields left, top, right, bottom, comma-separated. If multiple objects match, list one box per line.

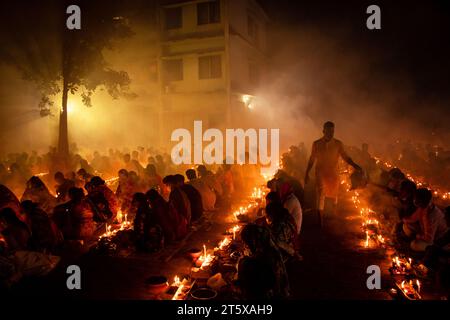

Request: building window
left=165, top=7, right=182, bottom=30
left=249, top=62, right=260, bottom=86
left=164, top=59, right=183, bottom=82
left=197, top=1, right=220, bottom=25
left=247, top=15, right=259, bottom=44
left=199, top=55, right=222, bottom=79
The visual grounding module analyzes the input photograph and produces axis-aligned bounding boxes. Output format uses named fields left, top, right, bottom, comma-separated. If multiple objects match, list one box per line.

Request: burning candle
left=364, top=231, right=369, bottom=248
left=173, top=276, right=181, bottom=287
left=217, top=237, right=231, bottom=250
left=117, top=210, right=123, bottom=224
left=203, top=244, right=206, bottom=258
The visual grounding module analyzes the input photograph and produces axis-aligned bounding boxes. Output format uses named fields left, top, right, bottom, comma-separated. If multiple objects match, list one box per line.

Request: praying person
left=132, top=193, right=163, bottom=252
left=402, top=188, right=448, bottom=252
left=163, top=175, right=191, bottom=225
left=279, top=182, right=303, bottom=235
left=421, top=206, right=450, bottom=272
left=54, top=171, right=75, bottom=203
left=173, top=174, right=203, bottom=222
left=186, top=169, right=216, bottom=211
left=21, top=176, right=56, bottom=215
left=0, top=208, right=31, bottom=252
left=115, top=169, right=135, bottom=214
left=146, top=189, right=187, bottom=242
left=236, top=224, right=289, bottom=300
left=52, top=187, right=95, bottom=241
left=20, top=200, right=59, bottom=253
left=265, top=202, right=297, bottom=260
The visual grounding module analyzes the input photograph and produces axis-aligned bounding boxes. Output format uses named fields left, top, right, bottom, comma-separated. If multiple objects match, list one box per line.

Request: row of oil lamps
left=171, top=185, right=267, bottom=300
left=374, top=157, right=450, bottom=201
left=343, top=176, right=423, bottom=300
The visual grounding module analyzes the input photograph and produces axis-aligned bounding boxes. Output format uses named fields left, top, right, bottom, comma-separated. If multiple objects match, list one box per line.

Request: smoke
left=250, top=2, right=450, bottom=155
left=1, top=0, right=449, bottom=159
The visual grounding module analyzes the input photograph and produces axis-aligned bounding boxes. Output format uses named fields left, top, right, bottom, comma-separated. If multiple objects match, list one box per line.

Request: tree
left=0, top=0, right=135, bottom=160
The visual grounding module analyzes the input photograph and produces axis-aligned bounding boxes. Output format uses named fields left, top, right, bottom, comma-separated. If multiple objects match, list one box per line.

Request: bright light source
left=67, top=101, right=75, bottom=114
left=60, top=101, right=75, bottom=114
left=242, top=94, right=255, bottom=110
left=242, top=94, right=252, bottom=105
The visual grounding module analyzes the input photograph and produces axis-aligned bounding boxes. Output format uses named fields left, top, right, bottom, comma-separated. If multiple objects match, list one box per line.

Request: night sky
left=265, top=0, right=450, bottom=108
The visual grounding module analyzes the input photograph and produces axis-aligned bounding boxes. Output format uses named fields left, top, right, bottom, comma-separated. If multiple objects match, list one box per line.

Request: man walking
left=305, top=121, right=361, bottom=227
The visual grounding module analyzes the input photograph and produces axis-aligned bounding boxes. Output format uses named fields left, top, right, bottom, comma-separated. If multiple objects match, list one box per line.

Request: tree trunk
left=58, top=77, right=69, bottom=158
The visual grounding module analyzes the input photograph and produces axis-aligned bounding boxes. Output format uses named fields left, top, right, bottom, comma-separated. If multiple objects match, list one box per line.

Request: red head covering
left=279, top=182, right=293, bottom=203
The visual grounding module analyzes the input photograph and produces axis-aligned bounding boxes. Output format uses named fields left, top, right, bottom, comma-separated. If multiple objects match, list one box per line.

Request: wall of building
left=228, top=0, right=268, bottom=95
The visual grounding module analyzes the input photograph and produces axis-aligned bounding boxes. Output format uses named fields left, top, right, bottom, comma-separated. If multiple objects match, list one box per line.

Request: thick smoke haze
left=258, top=0, right=450, bottom=154
left=0, top=0, right=449, bottom=157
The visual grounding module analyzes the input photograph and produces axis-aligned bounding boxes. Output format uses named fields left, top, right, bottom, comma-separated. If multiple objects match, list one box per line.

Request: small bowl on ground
left=145, top=276, right=169, bottom=296
left=191, top=288, right=218, bottom=300
left=187, top=248, right=203, bottom=260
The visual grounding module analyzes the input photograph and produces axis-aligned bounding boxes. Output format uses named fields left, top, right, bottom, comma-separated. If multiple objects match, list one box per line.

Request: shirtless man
left=305, top=121, right=361, bottom=228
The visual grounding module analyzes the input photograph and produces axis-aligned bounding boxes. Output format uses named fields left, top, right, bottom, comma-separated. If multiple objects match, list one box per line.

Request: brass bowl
left=187, top=248, right=202, bottom=260
left=145, top=276, right=169, bottom=295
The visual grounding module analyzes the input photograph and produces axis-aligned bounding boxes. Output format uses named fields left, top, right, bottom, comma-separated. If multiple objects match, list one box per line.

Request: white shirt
left=283, top=194, right=303, bottom=234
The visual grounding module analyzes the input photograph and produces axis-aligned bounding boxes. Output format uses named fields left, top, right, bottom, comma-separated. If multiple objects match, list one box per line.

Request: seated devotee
left=115, top=169, right=135, bottom=214
left=274, top=170, right=304, bottom=208
left=132, top=193, right=163, bottom=252
left=280, top=144, right=308, bottom=182
left=155, top=154, right=167, bottom=177
left=73, top=154, right=94, bottom=176
left=52, top=187, right=95, bottom=242
left=387, top=168, right=406, bottom=193
left=146, top=189, right=187, bottom=242
left=20, top=200, right=59, bottom=253
left=186, top=169, right=216, bottom=211
left=54, top=171, right=75, bottom=203
left=279, top=182, right=303, bottom=235
left=236, top=223, right=289, bottom=300
left=0, top=208, right=31, bottom=252
left=420, top=207, right=450, bottom=272
left=173, top=174, right=203, bottom=223
left=402, top=188, right=448, bottom=252
left=75, top=168, right=93, bottom=190
left=255, top=191, right=280, bottom=227
left=396, top=180, right=418, bottom=219
left=163, top=175, right=191, bottom=225
left=142, top=164, right=164, bottom=193
left=219, top=163, right=234, bottom=200
left=0, top=185, right=21, bottom=221
left=128, top=170, right=144, bottom=193
left=392, top=180, right=418, bottom=241
left=265, top=202, right=297, bottom=260
left=197, top=165, right=223, bottom=202
left=266, top=191, right=281, bottom=205
left=20, top=176, right=56, bottom=215
left=85, top=178, right=117, bottom=223
left=123, top=153, right=144, bottom=177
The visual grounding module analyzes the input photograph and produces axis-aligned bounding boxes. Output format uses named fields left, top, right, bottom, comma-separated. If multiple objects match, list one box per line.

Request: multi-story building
left=156, top=0, right=269, bottom=146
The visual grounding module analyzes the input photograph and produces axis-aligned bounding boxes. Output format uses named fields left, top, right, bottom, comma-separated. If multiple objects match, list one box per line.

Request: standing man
left=305, top=121, right=361, bottom=227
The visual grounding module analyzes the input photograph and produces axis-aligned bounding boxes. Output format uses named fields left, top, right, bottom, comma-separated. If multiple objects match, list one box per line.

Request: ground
left=6, top=183, right=403, bottom=300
